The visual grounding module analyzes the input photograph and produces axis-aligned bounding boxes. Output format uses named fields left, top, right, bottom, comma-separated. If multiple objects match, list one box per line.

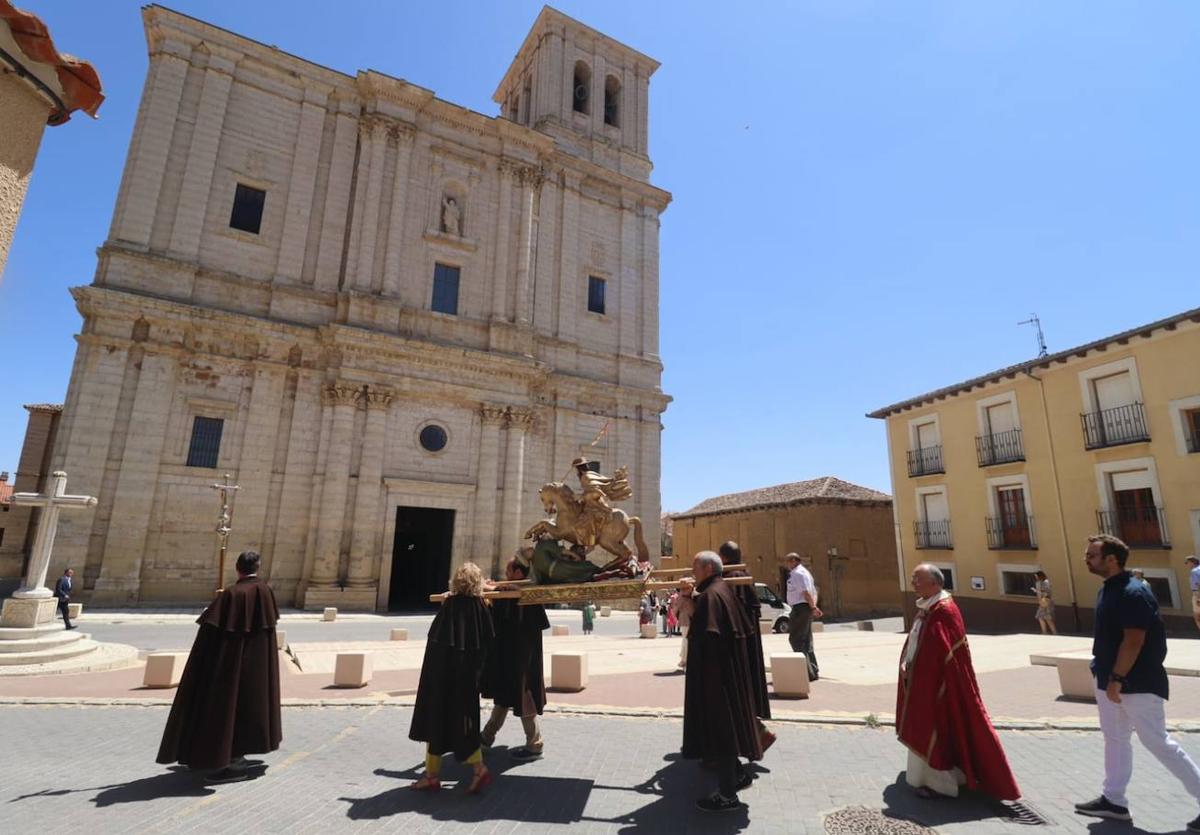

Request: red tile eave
left=0, top=0, right=103, bottom=125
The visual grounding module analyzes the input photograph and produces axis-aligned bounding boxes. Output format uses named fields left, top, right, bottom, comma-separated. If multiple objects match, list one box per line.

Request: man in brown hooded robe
left=682, top=551, right=764, bottom=812
left=157, top=551, right=281, bottom=782
left=718, top=541, right=775, bottom=752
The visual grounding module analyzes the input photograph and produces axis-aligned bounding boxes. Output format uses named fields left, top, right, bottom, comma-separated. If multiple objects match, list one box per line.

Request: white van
left=754, top=583, right=791, bottom=633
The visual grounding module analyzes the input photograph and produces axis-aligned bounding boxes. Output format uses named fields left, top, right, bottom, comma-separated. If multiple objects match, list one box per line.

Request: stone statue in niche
left=440, top=195, right=462, bottom=237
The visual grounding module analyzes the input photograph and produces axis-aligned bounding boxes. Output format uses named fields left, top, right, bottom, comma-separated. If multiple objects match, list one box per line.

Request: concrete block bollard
left=759, top=618, right=775, bottom=634
left=334, top=652, right=372, bottom=688
left=551, top=625, right=570, bottom=636
left=323, top=607, right=337, bottom=622
left=1056, top=657, right=1096, bottom=701
left=857, top=620, right=874, bottom=632
left=551, top=652, right=588, bottom=691
left=389, top=628, right=408, bottom=641
left=600, top=607, right=612, bottom=617
left=639, top=623, right=657, bottom=639
left=811, top=621, right=824, bottom=633
left=143, top=653, right=189, bottom=688
left=67, top=603, right=83, bottom=621
left=770, top=652, right=810, bottom=698
left=276, top=630, right=287, bottom=651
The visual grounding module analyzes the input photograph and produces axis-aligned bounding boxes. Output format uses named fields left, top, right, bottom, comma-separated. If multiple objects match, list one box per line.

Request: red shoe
left=466, top=767, right=492, bottom=795
left=408, top=775, right=441, bottom=791
left=760, top=730, right=777, bottom=755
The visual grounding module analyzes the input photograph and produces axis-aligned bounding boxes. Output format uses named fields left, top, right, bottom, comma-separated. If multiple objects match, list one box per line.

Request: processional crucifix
left=12, top=471, right=98, bottom=599
left=210, top=473, right=240, bottom=594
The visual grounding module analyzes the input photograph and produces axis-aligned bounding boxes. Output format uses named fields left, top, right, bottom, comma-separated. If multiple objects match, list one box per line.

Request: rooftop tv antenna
left=1018, top=313, right=1048, bottom=358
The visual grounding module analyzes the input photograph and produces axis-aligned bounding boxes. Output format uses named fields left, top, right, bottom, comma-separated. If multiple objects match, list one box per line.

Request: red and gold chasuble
left=896, top=594, right=1021, bottom=801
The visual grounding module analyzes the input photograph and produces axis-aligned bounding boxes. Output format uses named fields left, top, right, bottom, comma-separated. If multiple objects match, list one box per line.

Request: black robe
left=157, top=577, right=282, bottom=769
left=681, top=575, right=764, bottom=762
left=480, top=600, right=549, bottom=716
left=408, top=594, right=494, bottom=759
left=725, top=566, right=771, bottom=720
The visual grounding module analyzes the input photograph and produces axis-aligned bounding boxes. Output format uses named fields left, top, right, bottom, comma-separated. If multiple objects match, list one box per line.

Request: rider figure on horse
left=572, top=456, right=632, bottom=549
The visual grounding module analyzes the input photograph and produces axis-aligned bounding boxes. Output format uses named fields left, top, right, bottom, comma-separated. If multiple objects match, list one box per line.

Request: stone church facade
left=4, top=6, right=670, bottom=609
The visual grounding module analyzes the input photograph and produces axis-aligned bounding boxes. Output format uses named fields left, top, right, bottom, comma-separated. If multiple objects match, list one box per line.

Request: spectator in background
left=1187, top=556, right=1200, bottom=632
left=1033, top=570, right=1057, bottom=635
left=785, top=553, right=821, bottom=681
left=672, top=578, right=696, bottom=670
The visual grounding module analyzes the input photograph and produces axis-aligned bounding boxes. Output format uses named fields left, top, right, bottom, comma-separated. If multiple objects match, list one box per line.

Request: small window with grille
left=186, top=417, right=224, bottom=468
left=229, top=184, right=266, bottom=234
left=587, top=276, right=606, bottom=315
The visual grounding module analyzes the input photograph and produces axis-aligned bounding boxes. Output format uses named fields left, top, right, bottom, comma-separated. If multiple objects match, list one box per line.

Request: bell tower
left=493, top=6, right=658, bottom=181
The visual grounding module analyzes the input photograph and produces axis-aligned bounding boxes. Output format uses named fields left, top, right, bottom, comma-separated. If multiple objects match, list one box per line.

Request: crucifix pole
left=210, top=473, right=240, bottom=594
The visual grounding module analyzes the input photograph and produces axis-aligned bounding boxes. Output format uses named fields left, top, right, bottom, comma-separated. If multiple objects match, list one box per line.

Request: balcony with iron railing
left=1081, top=402, right=1150, bottom=450
left=914, top=519, right=953, bottom=549
left=975, top=428, right=1025, bottom=467
left=985, top=515, right=1037, bottom=549
left=907, top=445, right=944, bottom=477
left=1096, top=506, right=1170, bottom=548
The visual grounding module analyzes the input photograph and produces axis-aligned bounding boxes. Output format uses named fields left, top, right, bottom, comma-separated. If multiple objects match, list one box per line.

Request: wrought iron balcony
left=914, top=519, right=953, bottom=549
left=1096, top=506, right=1170, bottom=548
left=985, top=515, right=1037, bottom=549
left=975, top=429, right=1025, bottom=467
left=1080, top=402, right=1150, bottom=450
left=906, top=445, right=944, bottom=477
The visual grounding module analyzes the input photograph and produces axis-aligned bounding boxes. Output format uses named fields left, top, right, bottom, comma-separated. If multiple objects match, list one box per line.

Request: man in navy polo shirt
left=1074, top=534, right=1200, bottom=831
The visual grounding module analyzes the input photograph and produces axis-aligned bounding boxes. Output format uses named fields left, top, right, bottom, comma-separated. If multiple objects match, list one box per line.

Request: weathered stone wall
left=0, top=73, right=49, bottom=279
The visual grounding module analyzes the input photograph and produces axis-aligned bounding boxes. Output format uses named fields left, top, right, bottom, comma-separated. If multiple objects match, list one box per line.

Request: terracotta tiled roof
left=0, top=473, right=12, bottom=505
left=674, top=477, right=891, bottom=519
left=867, top=305, right=1200, bottom=419
left=23, top=403, right=63, bottom=413
left=1, top=0, right=103, bottom=125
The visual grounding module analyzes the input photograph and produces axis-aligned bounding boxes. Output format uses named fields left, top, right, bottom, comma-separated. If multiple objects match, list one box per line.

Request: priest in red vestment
left=896, top=563, right=1021, bottom=801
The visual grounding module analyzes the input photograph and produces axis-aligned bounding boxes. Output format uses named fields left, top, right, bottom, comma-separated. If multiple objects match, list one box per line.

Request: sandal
left=466, top=767, right=492, bottom=795
left=408, top=774, right=441, bottom=791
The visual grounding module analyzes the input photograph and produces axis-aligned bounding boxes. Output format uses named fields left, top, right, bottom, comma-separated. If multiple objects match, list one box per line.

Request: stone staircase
left=0, top=619, right=139, bottom=676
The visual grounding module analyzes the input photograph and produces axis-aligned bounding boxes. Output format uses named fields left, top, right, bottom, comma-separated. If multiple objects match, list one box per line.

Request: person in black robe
left=480, top=557, right=549, bottom=761
left=157, top=551, right=282, bottom=783
left=682, top=550, right=764, bottom=812
left=718, top=540, right=775, bottom=753
left=408, top=561, right=495, bottom=793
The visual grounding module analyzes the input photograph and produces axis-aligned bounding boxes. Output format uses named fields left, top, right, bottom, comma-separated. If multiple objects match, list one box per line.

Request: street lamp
left=827, top=545, right=848, bottom=618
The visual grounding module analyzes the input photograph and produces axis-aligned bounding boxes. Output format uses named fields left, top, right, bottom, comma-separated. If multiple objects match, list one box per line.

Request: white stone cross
left=12, top=471, right=98, bottom=599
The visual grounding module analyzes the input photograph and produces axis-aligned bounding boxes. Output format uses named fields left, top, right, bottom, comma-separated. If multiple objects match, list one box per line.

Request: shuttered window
left=186, top=417, right=224, bottom=468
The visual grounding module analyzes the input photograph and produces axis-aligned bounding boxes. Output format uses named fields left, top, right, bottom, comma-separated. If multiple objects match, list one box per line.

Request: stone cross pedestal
left=11, top=471, right=98, bottom=600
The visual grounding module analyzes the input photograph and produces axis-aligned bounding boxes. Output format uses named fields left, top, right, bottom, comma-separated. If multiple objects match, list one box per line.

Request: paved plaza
left=2, top=703, right=1199, bottom=834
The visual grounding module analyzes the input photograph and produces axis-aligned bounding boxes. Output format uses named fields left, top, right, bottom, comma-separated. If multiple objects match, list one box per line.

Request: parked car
left=755, top=583, right=791, bottom=633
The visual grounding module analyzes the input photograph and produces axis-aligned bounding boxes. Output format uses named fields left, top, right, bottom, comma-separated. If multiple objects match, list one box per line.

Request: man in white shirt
left=784, top=553, right=822, bottom=681
left=1187, top=556, right=1200, bottom=632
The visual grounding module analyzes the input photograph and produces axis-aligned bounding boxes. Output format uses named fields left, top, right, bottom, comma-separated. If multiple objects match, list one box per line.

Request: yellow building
left=868, top=306, right=1200, bottom=634
left=670, top=477, right=902, bottom=620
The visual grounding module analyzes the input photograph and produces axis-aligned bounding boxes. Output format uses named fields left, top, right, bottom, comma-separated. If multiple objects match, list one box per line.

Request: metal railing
left=985, top=515, right=1037, bottom=549
left=1080, top=402, right=1150, bottom=450
left=975, top=428, right=1025, bottom=467
left=1096, top=506, right=1170, bottom=548
left=907, top=445, right=944, bottom=477
left=914, top=519, right=953, bottom=549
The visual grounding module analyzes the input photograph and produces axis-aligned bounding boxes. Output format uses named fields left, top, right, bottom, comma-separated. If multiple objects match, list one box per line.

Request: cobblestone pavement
left=2, top=705, right=1198, bottom=834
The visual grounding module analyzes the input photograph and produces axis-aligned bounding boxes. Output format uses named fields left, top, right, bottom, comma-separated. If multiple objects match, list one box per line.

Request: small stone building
left=0, top=0, right=103, bottom=277
left=670, top=477, right=903, bottom=620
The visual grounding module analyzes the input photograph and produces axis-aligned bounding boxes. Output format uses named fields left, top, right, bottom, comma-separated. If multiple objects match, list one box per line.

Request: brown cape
left=681, top=575, right=765, bottom=762
left=480, top=599, right=549, bottom=715
left=725, top=567, right=771, bottom=719
left=408, top=595, right=494, bottom=759
left=156, top=577, right=282, bottom=769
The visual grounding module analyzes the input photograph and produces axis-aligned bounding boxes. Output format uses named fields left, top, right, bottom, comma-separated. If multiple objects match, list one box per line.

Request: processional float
left=431, top=456, right=754, bottom=604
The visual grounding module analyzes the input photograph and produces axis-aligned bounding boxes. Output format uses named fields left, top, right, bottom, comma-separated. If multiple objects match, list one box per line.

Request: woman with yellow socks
left=408, top=562, right=495, bottom=793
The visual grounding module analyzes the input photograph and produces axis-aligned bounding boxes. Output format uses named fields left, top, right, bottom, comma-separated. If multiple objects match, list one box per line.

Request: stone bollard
left=857, top=620, right=874, bottom=632
left=759, top=618, right=775, bottom=634
left=67, top=603, right=83, bottom=621
left=770, top=652, right=810, bottom=698
left=639, top=623, right=657, bottom=639
left=551, top=625, right=569, bottom=636
left=1055, top=657, right=1096, bottom=701
left=812, top=621, right=824, bottom=633
left=334, top=652, right=372, bottom=688
left=143, top=653, right=189, bottom=688
left=276, top=630, right=287, bottom=651
left=323, top=607, right=337, bottom=622
left=600, top=607, right=612, bottom=617
left=389, top=628, right=408, bottom=641
left=550, top=652, right=588, bottom=691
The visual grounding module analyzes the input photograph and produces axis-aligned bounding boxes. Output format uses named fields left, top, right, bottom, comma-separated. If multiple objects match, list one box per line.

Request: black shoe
left=510, top=746, right=542, bottom=762
left=207, top=768, right=252, bottom=784
left=65, top=625, right=76, bottom=630
left=696, top=792, right=744, bottom=812
left=1074, top=796, right=1131, bottom=821
left=1187, top=812, right=1200, bottom=832
left=735, top=770, right=753, bottom=792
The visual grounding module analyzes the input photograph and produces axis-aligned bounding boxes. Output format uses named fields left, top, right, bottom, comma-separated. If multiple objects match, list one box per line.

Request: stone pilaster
left=228, top=365, right=285, bottom=561
left=473, top=405, right=507, bottom=576
left=168, top=46, right=237, bottom=259
left=109, top=40, right=190, bottom=247
left=500, top=408, right=533, bottom=557
left=276, top=85, right=330, bottom=283
left=348, top=115, right=388, bottom=292
left=490, top=161, right=516, bottom=321
left=313, top=100, right=359, bottom=291
left=307, top=381, right=360, bottom=590
left=513, top=166, right=543, bottom=328
left=642, top=206, right=660, bottom=359
left=556, top=171, right=581, bottom=342
left=618, top=195, right=641, bottom=358
left=380, top=123, right=415, bottom=297
left=346, top=385, right=394, bottom=588
left=271, top=370, right=321, bottom=599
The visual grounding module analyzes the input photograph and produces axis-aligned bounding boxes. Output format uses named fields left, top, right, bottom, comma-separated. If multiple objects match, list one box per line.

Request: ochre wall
left=671, top=501, right=903, bottom=619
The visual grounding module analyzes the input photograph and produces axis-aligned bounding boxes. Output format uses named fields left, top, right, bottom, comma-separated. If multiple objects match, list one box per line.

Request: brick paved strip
left=2, top=704, right=1199, bottom=834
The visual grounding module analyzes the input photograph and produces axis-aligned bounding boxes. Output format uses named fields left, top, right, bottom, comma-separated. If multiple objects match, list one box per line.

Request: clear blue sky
left=1, top=2, right=1197, bottom=514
